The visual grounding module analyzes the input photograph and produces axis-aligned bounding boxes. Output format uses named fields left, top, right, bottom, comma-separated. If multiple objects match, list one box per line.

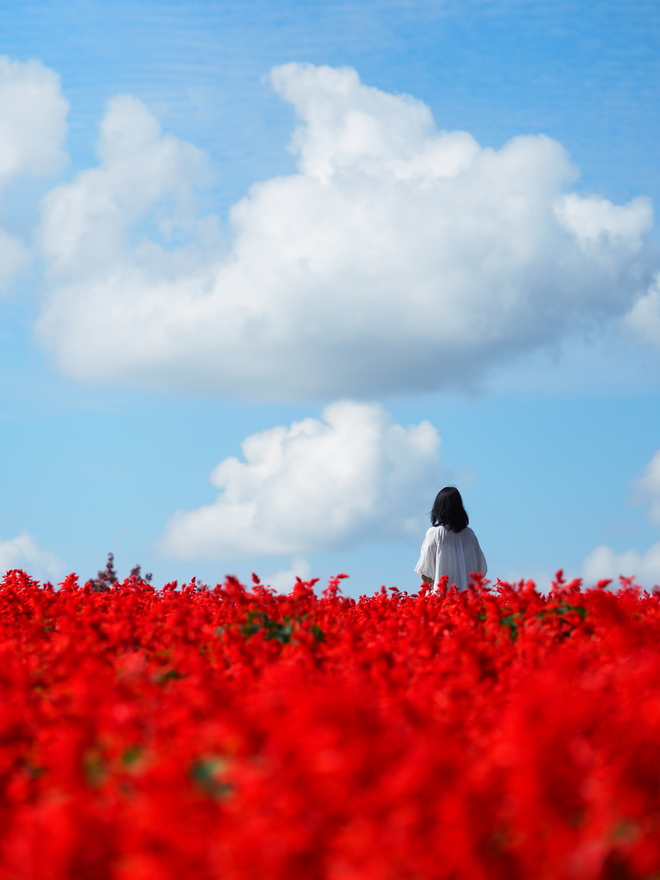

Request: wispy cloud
left=634, top=449, right=660, bottom=526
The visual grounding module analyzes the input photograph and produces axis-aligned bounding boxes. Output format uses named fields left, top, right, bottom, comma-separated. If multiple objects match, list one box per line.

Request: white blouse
left=414, top=525, right=487, bottom=591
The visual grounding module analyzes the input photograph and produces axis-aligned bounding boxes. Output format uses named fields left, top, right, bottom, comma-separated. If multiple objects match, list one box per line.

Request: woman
left=415, top=486, right=487, bottom=591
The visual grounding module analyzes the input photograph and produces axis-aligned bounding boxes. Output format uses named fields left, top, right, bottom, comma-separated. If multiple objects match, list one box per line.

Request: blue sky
left=1, top=0, right=660, bottom=594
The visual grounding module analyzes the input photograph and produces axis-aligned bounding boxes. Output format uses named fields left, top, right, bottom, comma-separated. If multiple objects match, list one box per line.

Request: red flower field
left=0, top=568, right=659, bottom=879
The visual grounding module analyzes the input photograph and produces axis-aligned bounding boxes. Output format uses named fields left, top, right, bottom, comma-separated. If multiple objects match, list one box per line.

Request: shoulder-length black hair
left=431, top=486, right=469, bottom=532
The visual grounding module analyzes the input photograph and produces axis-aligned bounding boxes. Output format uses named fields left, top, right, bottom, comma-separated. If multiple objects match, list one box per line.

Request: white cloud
left=158, top=401, right=444, bottom=559
left=36, top=63, right=655, bottom=400
left=261, top=556, right=312, bottom=593
left=582, top=544, right=660, bottom=588
left=0, top=227, right=29, bottom=291
left=581, top=449, right=660, bottom=588
left=0, top=533, right=62, bottom=581
left=626, top=274, right=660, bottom=347
left=0, top=57, right=67, bottom=184
left=634, top=449, right=660, bottom=526
left=39, top=94, right=210, bottom=278
left=0, top=56, right=68, bottom=293
left=554, top=194, right=652, bottom=246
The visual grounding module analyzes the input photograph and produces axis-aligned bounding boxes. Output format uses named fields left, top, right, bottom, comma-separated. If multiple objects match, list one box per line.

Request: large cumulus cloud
left=36, top=63, right=654, bottom=399
left=157, top=401, right=445, bottom=559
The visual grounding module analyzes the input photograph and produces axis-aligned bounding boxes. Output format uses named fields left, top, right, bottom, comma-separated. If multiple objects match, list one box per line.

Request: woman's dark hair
left=431, top=486, right=469, bottom=532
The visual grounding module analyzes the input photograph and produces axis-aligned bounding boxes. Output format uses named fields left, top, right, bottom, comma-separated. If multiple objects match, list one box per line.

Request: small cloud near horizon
left=581, top=448, right=660, bottom=589
left=0, top=533, right=63, bottom=582
left=157, top=401, right=446, bottom=560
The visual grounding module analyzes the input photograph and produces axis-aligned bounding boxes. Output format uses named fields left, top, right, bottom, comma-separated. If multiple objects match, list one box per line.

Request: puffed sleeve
left=414, top=527, right=437, bottom=582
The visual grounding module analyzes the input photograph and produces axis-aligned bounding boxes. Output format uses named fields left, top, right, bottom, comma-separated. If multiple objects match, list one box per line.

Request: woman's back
left=415, top=524, right=487, bottom=591
left=414, top=487, right=487, bottom=590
